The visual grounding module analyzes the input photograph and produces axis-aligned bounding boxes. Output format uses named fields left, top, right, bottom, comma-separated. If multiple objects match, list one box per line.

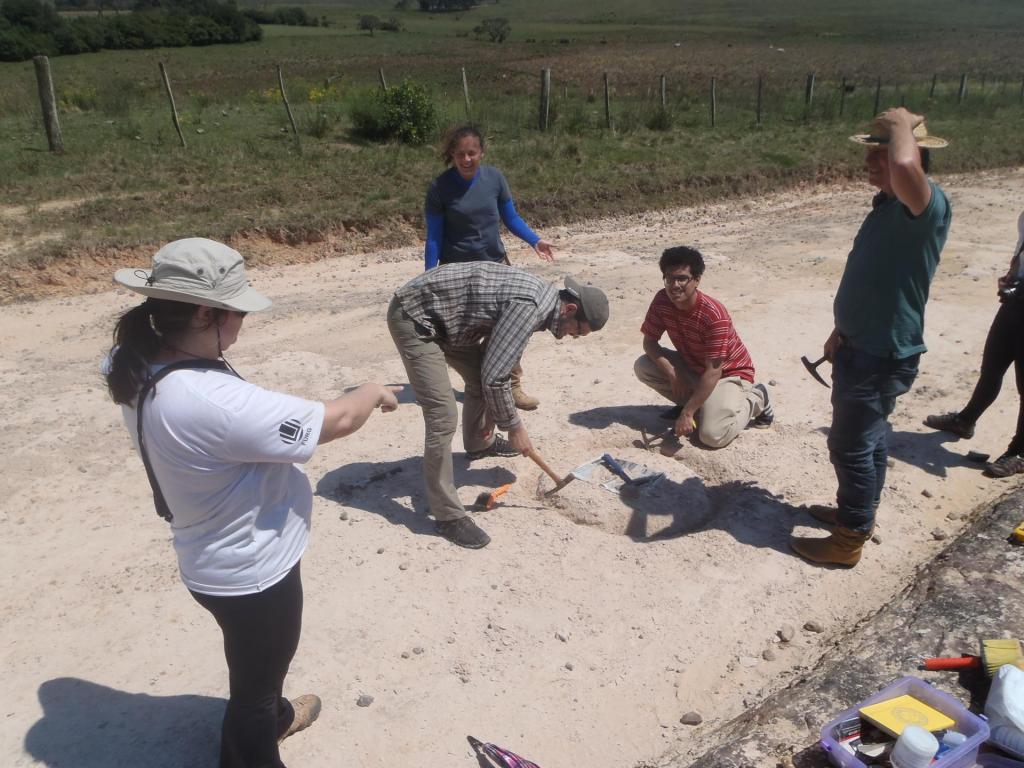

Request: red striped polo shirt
left=641, top=289, right=755, bottom=382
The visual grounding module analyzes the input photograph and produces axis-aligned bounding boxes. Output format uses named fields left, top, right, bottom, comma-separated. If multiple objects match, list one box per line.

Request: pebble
left=768, top=379, right=778, bottom=386
left=763, top=648, right=777, bottom=661
left=401, top=651, right=410, bottom=659
left=739, top=655, right=760, bottom=668
left=339, top=510, right=349, bottom=521
left=804, top=620, right=825, bottom=633
left=931, top=528, right=948, bottom=541
left=556, top=631, right=569, bottom=642
left=377, top=547, right=385, bottom=554
left=413, top=646, right=424, bottom=655
left=946, top=511, right=961, bottom=521
left=679, top=711, right=703, bottom=726
left=399, top=562, right=409, bottom=571
left=871, top=533, right=882, bottom=545
left=564, top=662, right=574, bottom=671
left=921, top=489, right=934, bottom=498
left=887, top=458, right=896, bottom=468
left=778, top=624, right=795, bottom=643
left=355, top=558, right=364, bottom=566
left=356, top=694, right=374, bottom=707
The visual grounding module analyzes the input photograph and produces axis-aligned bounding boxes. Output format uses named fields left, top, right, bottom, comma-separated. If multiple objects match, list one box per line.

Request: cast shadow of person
left=617, top=473, right=820, bottom=557
left=24, top=677, right=223, bottom=768
left=568, top=404, right=667, bottom=431
left=814, top=424, right=971, bottom=479
left=316, top=457, right=515, bottom=539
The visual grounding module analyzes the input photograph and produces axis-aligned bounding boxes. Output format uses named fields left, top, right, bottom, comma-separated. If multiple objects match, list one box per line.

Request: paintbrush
left=921, top=638, right=1024, bottom=676
left=473, top=483, right=512, bottom=511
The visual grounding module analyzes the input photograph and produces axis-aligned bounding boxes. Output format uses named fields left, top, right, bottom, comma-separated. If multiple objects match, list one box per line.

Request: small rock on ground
left=778, top=624, right=795, bottom=643
left=356, top=694, right=374, bottom=707
left=763, top=648, right=777, bottom=661
left=932, top=528, right=948, bottom=540
left=804, top=620, right=825, bottom=633
left=679, top=711, right=703, bottom=726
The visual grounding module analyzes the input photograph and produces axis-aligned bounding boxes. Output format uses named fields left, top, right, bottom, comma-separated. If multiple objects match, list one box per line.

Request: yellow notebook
left=859, top=694, right=955, bottom=737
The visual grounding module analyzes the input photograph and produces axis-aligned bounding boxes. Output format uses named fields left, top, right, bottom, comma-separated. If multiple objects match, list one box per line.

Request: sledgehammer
left=801, top=354, right=831, bottom=388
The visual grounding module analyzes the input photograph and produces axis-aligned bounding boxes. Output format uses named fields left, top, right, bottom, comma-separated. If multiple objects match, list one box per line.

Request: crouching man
left=388, top=261, right=609, bottom=549
left=634, top=246, right=772, bottom=449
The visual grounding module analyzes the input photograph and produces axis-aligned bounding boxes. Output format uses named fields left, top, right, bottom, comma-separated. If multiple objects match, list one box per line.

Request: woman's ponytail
left=105, top=298, right=195, bottom=404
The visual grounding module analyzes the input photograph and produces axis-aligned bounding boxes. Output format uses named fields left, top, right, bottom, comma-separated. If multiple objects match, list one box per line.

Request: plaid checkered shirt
left=393, top=262, right=561, bottom=430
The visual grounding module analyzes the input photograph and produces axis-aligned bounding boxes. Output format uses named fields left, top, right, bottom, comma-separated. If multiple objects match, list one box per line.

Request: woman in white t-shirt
left=105, top=238, right=399, bottom=768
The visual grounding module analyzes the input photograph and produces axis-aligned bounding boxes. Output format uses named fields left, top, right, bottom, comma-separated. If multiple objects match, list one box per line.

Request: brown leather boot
left=278, top=694, right=322, bottom=743
left=789, top=527, right=869, bottom=567
left=510, top=367, right=540, bottom=410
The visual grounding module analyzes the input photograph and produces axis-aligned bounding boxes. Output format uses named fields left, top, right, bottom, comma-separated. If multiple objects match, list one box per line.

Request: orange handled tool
left=921, top=655, right=982, bottom=671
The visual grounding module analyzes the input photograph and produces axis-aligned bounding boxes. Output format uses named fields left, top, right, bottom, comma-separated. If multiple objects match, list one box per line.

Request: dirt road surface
left=3, top=168, right=1023, bottom=768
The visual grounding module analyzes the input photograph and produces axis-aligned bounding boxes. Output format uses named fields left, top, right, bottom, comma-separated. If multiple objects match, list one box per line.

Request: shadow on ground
left=25, top=677, right=222, bottom=768
left=316, top=457, right=516, bottom=539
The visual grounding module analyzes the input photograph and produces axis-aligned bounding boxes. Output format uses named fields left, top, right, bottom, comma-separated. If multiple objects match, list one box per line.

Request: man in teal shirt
left=791, top=108, right=951, bottom=568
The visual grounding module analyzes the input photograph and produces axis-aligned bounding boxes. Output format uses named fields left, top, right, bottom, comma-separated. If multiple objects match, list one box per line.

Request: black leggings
left=191, top=562, right=303, bottom=768
left=959, top=298, right=1024, bottom=455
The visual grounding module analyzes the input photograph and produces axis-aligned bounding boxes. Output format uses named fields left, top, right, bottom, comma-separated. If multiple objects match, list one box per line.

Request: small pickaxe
left=801, top=354, right=831, bottom=388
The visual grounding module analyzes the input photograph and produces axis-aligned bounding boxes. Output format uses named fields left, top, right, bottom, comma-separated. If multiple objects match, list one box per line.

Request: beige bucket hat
left=114, top=238, right=271, bottom=312
left=849, top=119, right=948, bottom=149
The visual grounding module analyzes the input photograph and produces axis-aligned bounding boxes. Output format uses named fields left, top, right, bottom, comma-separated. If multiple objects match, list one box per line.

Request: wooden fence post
left=32, top=55, right=64, bottom=154
left=539, top=68, right=550, bottom=131
left=872, top=77, right=881, bottom=115
left=839, top=77, right=847, bottom=117
left=929, top=73, right=937, bottom=98
left=603, top=72, right=612, bottom=130
left=277, top=65, right=301, bottom=153
left=660, top=74, right=667, bottom=108
left=461, top=67, right=471, bottom=118
left=158, top=62, right=186, bottom=149
left=804, top=72, right=815, bottom=111
left=755, top=76, right=763, bottom=127
left=958, top=73, right=967, bottom=104
left=710, top=76, right=717, bottom=128
left=1020, top=77, right=1024, bottom=103
left=378, top=68, right=388, bottom=92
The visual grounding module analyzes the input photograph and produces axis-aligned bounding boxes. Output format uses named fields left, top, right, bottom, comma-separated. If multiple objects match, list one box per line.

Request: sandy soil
left=3, top=168, right=1024, bottom=768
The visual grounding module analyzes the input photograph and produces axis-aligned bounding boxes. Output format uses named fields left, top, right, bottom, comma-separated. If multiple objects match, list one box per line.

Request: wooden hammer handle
left=526, top=448, right=564, bottom=485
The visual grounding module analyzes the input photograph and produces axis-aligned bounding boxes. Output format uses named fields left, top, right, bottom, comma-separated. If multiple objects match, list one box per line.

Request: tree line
left=0, top=0, right=262, bottom=62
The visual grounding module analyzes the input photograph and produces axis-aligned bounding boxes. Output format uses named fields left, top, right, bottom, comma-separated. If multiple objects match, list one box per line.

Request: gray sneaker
left=751, top=383, right=774, bottom=428
left=435, top=516, right=491, bottom=548
left=466, top=434, right=520, bottom=461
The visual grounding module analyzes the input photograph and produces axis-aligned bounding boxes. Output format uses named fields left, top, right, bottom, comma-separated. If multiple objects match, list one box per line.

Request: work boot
left=805, top=503, right=838, bottom=526
left=510, top=368, right=540, bottom=410
left=789, top=527, right=869, bottom=567
left=278, top=694, right=322, bottom=743
left=435, top=516, right=491, bottom=548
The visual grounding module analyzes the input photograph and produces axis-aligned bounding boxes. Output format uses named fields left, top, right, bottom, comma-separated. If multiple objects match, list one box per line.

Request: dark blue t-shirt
left=425, top=165, right=513, bottom=264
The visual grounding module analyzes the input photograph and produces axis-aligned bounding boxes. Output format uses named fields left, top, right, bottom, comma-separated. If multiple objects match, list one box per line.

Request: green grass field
left=1, top=0, right=1023, bottom=277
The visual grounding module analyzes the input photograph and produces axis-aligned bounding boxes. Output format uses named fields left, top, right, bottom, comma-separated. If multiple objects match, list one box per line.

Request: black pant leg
left=191, top=563, right=304, bottom=768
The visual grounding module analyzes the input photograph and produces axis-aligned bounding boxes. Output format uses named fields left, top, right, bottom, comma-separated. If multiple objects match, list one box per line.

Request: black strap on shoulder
left=136, top=359, right=235, bottom=522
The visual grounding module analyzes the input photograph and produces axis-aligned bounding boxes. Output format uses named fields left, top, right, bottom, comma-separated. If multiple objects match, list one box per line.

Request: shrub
left=350, top=81, right=436, bottom=145
left=473, top=17, right=509, bottom=43
left=646, top=107, right=674, bottom=132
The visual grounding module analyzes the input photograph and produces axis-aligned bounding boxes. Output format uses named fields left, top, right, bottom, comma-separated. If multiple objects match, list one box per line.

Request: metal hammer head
left=801, top=355, right=831, bottom=388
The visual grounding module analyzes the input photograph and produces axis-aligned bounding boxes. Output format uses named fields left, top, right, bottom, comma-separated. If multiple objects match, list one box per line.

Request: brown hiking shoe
left=924, top=412, right=975, bottom=439
left=789, top=527, right=869, bottom=567
left=278, top=694, right=322, bottom=743
left=512, top=386, right=540, bottom=411
left=805, top=504, right=838, bottom=526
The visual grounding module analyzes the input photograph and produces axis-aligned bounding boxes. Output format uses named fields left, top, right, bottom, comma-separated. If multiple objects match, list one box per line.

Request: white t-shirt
left=1015, top=211, right=1024, bottom=279
left=120, top=366, right=325, bottom=596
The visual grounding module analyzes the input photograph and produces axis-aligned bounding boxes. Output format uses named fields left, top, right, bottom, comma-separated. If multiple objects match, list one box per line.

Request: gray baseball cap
left=564, top=276, right=609, bottom=331
left=114, top=238, right=271, bottom=312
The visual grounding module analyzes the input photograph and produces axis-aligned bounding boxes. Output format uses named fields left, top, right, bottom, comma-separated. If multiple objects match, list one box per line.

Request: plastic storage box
left=819, top=676, right=990, bottom=768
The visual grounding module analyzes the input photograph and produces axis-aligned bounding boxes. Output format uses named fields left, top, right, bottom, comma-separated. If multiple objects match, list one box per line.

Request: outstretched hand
left=534, top=239, right=555, bottom=262
left=378, top=385, right=403, bottom=413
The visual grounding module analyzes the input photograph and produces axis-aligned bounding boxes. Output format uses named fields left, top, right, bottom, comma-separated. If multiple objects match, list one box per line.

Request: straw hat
left=849, top=118, right=948, bottom=149
left=114, top=238, right=271, bottom=313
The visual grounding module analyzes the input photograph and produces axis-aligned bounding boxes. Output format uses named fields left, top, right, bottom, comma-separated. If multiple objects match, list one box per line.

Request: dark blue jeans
left=828, top=345, right=920, bottom=533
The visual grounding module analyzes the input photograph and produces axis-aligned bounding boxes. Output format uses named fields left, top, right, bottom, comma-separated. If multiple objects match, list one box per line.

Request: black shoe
left=435, top=516, right=491, bottom=548
left=984, top=452, right=1024, bottom=478
left=466, top=434, right=520, bottom=461
left=659, top=405, right=684, bottom=421
left=751, top=383, right=774, bottom=428
left=924, top=412, right=975, bottom=439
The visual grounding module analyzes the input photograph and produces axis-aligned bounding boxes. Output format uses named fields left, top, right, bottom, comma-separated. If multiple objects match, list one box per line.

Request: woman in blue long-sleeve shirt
left=423, top=125, right=553, bottom=409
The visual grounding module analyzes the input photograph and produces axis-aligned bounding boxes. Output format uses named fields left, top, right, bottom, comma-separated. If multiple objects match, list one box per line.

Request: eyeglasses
left=664, top=274, right=694, bottom=286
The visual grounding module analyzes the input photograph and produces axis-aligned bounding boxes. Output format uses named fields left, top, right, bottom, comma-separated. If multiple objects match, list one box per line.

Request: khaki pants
left=387, top=297, right=491, bottom=522
left=634, top=348, right=765, bottom=449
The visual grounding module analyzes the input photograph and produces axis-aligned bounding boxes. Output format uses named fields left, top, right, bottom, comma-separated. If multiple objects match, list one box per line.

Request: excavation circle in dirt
left=535, top=463, right=716, bottom=539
